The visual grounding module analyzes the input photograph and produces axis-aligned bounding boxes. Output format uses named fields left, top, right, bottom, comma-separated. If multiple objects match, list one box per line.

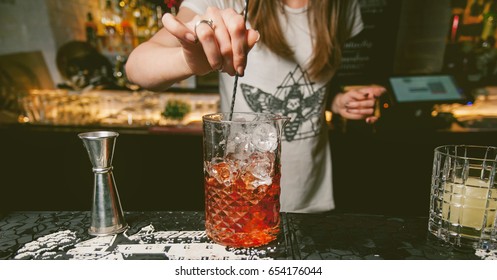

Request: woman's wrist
left=331, top=93, right=344, bottom=114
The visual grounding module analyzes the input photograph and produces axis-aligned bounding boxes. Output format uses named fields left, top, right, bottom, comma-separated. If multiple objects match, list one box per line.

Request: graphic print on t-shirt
left=241, top=65, right=326, bottom=142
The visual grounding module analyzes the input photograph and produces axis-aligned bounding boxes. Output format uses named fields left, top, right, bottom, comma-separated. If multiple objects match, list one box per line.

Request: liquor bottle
left=121, top=21, right=135, bottom=55
left=100, top=0, right=122, bottom=56
left=481, top=2, right=497, bottom=47
left=165, top=0, right=177, bottom=16
left=101, top=0, right=121, bottom=31
left=148, top=3, right=160, bottom=37
left=85, top=12, right=98, bottom=50
left=156, top=5, right=164, bottom=29
left=119, top=3, right=136, bottom=55
left=134, top=3, right=150, bottom=44
left=443, top=4, right=465, bottom=81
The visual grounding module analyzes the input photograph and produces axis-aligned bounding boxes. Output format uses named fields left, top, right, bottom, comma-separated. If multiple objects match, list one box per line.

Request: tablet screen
left=389, top=75, right=465, bottom=103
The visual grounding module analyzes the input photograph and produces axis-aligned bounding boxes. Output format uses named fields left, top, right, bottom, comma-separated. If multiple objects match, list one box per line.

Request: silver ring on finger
left=194, top=18, right=215, bottom=41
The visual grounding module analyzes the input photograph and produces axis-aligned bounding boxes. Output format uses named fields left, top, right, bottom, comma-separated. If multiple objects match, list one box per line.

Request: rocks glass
left=429, top=145, right=497, bottom=249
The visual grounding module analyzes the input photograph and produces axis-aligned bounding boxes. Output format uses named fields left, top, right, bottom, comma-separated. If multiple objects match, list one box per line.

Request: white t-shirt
left=182, top=0, right=363, bottom=213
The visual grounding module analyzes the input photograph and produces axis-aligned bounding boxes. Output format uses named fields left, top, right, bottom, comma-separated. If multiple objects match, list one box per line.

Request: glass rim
left=202, top=112, right=290, bottom=123
left=78, top=131, right=119, bottom=139
left=434, top=145, right=497, bottom=162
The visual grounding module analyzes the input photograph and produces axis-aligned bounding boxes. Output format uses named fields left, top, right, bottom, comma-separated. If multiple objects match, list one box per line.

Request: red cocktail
left=202, top=113, right=288, bottom=248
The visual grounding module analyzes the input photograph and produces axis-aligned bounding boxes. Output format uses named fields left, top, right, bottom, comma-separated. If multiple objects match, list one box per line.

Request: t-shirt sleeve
left=347, top=0, right=364, bottom=39
left=180, top=0, right=235, bottom=15
left=180, top=0, right=213, bottom=15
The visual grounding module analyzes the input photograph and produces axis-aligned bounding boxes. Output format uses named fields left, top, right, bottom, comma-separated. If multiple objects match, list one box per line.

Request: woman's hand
left=331, top=85, right=386, bottom=124
left=162, top=7, right=260, bottom=77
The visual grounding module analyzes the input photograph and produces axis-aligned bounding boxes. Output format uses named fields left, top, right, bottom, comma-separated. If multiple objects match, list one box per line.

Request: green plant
left=162, top=99, right=191, bottom=120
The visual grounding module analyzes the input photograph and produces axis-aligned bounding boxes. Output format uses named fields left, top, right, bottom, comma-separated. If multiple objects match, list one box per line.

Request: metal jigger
left=78, top=131, right=128, bottom=236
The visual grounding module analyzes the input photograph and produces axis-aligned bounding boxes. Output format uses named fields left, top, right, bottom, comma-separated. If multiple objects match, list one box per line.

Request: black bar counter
left=0, top=211, right=494, bottom=260
left=2, top=122, right=497, bottom=216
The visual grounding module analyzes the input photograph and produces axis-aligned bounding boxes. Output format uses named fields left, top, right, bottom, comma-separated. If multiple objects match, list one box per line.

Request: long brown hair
left=248, top=0, right=352, bottom=81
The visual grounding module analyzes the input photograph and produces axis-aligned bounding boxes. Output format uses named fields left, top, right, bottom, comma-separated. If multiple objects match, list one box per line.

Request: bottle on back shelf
left=133, top=4, right=150, bottom=44
left=100, top=0, right=122, bottom=56
left=85, top=12, right=99, bottom=50
left=119, top=2, right=136, bottom=56
left=481, top=0, right=497, bottom=47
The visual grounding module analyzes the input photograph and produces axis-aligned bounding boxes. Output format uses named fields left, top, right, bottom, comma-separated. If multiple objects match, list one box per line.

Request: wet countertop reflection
left=0, top=211, right=493, bottom=260
left=283, top=212, right=486, bottom=260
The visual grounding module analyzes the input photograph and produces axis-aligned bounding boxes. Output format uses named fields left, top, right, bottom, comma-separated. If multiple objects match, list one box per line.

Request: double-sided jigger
left=78, top=131, right=128, bottom=236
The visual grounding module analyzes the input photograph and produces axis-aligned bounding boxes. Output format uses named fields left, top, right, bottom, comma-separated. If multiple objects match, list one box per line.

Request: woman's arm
left=125, top=7, right=259, bottom=91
